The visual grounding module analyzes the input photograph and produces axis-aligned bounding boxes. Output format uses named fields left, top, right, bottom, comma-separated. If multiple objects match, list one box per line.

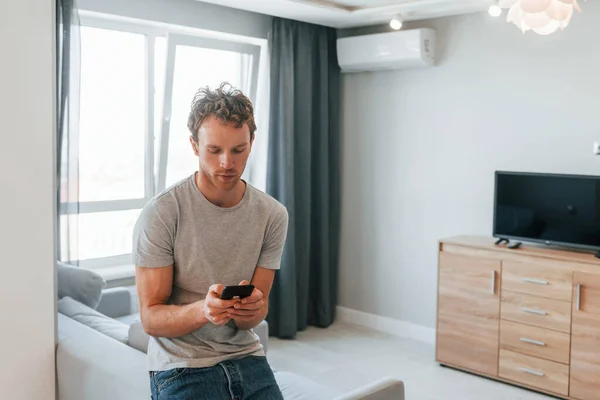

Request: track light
left=390, top=16, right=403, bottom=30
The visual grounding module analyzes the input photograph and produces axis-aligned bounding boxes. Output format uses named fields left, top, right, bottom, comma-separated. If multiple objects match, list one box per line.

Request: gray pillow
left=58, top=296, right=129, bottom=344
left=57, top=261, right=106, bottom=309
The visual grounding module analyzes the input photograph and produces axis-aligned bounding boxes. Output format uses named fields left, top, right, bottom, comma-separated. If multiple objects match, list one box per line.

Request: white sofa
left=56, top=287, right=405, bottom=400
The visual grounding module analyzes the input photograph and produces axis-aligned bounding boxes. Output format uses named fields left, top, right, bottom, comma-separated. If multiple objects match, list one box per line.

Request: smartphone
left=220, top=284, right=255, bottom=300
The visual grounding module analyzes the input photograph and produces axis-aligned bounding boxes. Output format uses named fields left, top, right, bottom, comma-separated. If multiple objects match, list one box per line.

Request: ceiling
left=197, top=0, right=495, bottom=29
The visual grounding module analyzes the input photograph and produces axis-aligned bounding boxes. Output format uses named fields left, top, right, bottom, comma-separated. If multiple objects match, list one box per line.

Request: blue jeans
left=150, top=356, right=284, bottom=400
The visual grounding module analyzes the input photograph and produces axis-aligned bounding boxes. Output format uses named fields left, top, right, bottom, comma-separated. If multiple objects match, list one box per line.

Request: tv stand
left=437, top=236, right=600, bottom=399
left=494, top=238, right=509, bottom=245
left=507, top=241, right=522, bottom=249
left=596, top=250, right=600, bottom=259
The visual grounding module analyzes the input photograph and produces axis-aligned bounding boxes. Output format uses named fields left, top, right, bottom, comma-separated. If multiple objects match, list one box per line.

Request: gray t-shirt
left=132, top=173, right=288, bottom=371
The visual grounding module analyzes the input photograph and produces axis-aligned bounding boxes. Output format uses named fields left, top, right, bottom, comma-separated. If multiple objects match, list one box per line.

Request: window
left=69, top=18, right=265, bottom=270
left=157, top=35, right=259, bottom=190
left=79, top=27, right=147, bottom=203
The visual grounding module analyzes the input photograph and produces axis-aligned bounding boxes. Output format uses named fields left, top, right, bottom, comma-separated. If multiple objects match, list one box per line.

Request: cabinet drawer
left=499, top=349, right=569, bottom=396
left=502, top=261, right=572, bottom=302
left=500, top=320, right=570, bottom=364
left=501, top=292, right=571, bottom=333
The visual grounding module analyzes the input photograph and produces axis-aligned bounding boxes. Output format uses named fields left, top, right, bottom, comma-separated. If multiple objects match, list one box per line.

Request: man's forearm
left=142, top=300, right=208, bottom=338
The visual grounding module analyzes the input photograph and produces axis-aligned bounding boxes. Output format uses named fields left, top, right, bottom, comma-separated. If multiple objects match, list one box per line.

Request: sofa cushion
left=57, top=262, right=106, bottom=309
left=58, top=296, right=129, bottom=344
left=128, top=321, right=150, bottom=353
left=274, top=371, right=341, bottom=400
left=96, top=287, right=133, bottom=318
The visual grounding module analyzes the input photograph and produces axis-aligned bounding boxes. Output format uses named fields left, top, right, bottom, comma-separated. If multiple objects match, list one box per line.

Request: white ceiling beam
left=194, top=0, right=492, bottom=28
left=287, top=0, right=355, bottom=11
left=350, top=0, right=490, bottom=16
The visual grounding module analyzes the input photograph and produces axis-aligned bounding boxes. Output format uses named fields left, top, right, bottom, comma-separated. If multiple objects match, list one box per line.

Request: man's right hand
left=203, top=284, right=241, bottom=326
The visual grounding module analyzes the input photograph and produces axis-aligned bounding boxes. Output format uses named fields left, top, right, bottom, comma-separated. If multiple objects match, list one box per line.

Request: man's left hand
left=228, top=280, right=265, bottom=322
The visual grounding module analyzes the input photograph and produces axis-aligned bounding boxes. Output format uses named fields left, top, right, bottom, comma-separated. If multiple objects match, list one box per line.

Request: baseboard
left=336, top=306, right=436, bottom=346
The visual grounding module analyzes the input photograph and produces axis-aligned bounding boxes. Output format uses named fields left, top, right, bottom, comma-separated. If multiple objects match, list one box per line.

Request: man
left=133, top=82, right=288, bottom=400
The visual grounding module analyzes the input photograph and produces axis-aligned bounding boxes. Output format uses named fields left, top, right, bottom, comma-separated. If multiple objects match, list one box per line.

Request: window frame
left=70, top=13, right=266, bottom=269
left=156, top=33, right=261, bottom=192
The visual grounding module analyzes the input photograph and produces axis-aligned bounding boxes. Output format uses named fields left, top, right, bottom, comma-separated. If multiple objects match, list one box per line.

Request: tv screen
left=493, top=172, right=600, bottom=250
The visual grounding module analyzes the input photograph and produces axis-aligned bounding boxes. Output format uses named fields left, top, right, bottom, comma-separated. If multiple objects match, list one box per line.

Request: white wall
left=0, top=1, right=57, bottom=399
left=339, top=4, right=600, bottom=331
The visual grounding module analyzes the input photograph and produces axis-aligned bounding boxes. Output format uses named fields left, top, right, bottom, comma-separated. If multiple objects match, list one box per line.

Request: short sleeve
left=132, top=200, right=175, bottom=268
left=257, top=206, right=289, bottom=270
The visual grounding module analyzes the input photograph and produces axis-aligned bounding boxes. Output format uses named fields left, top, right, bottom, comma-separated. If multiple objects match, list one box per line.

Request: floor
left=266, top=321, right=556, bottom=400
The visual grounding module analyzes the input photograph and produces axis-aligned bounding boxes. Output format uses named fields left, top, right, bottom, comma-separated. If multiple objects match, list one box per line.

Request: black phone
left=220, top=284, right=255, bottom=300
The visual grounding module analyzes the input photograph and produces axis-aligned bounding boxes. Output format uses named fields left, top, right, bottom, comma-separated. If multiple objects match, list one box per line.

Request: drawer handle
left=522, top=278, right=548, bottom=285
left=520, top=337, right=546, bottom=346
left=519, top=367, right=545, bottom=377
left=521, top=307, right=547, bottom=316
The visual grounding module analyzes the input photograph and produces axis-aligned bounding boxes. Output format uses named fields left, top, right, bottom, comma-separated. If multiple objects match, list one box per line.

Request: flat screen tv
left=493, top=171, right=600, bottom=252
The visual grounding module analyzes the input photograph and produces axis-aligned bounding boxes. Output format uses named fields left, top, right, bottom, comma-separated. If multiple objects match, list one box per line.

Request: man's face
left=191, top=115, right=253, bottom=191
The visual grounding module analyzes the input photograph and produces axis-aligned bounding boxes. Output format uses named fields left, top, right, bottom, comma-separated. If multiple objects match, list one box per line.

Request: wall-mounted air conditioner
left=337, top=28, right=436, bottom=73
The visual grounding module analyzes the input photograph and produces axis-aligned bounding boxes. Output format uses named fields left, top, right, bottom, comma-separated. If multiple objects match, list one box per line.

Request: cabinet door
left=570, top=272, right=600, bottom=400
left=436, top=252, right=501, bottom=376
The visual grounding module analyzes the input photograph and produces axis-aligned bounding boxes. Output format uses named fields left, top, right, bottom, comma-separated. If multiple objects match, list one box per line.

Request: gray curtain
left=266, top=17, right=341, bottom=339
left=57, top=0, right=80, bottom=263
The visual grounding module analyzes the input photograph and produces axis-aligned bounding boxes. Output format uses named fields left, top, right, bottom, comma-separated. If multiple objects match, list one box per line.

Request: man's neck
left=195, top=172, right=246, bottom=208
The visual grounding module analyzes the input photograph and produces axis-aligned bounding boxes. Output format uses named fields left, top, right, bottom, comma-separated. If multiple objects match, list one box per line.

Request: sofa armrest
left=57, top=314, right=150, bottom=400
left=96, top=287, right=132, bottom=318
left=253, top=320, right=269, bottom=355
left=128, top=321, right=150, bottom=353
left=333, top=378, right=405, bottom=400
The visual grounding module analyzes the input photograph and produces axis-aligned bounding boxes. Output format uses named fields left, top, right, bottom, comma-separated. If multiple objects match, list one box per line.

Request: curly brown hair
left=187, top=82, right=256, bottom=141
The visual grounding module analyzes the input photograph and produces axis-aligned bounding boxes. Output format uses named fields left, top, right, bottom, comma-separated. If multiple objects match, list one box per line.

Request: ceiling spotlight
left=390, top=16, right=403, bottom=30
left=488, top=4, right=502, bottom=17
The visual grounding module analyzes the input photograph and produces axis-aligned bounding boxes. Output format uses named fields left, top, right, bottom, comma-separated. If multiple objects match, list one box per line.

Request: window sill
left=94, top=264, right=136, bottom=287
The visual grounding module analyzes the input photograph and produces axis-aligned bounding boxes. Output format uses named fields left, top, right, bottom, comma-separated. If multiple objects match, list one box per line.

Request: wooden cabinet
left=436, top=252, right=501, bottom=376
left=570, top=272, right=600, bottom=400
left=437, top=236, right=600, bottom=400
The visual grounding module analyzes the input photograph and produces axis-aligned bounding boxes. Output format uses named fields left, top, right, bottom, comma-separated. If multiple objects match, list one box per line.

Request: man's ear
left=189, top=136, right=200, bottom=156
